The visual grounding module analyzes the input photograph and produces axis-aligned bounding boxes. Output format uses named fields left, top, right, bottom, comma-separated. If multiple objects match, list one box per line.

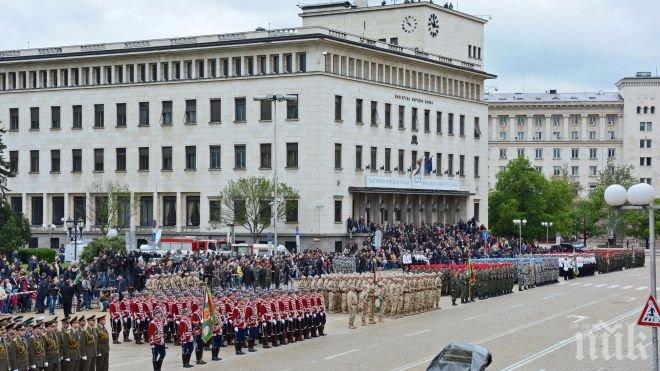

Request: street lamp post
left=513, top=219, right=527, bottom=256
left=66, top=217, right=86, bottom=261
left=253, top=94, right=298, bottom=250
left=605, top=183, right=658, bottom=371
left=541, top=221, right=553, bottom=248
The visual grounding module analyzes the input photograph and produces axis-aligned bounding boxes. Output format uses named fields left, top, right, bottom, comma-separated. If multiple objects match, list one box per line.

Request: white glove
left=30, top=366, right=36, bottom=369
left=59, top=357, right=63, bottom=361
left=234, top=327, right=238, bottom=332
left=44, top=362, right=49, bottom=367
left=97, top=353, right=101, bottom=356
left=65, top=358, right=70, bottom=362
left=82, top=356, right=87, bottom=360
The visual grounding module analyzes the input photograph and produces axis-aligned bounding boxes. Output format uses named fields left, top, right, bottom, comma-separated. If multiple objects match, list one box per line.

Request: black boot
left=319, top=326, right=326, bottom=336
left=124, top=331, right=131, bottom=342
left=182, top=354, right=193, bottom=368
left=235, top=342, right=245, bottom=355
left=152, top=361, right=158, bottom=371
left=195, top=350, right=207, bottom=365
left=134, top=332, right=143, bottom=345
left=263, top=336, right=271, bottom=349
left=211, top=348, right=221, bottom=361
left=248, top=339, right=257, bottom=352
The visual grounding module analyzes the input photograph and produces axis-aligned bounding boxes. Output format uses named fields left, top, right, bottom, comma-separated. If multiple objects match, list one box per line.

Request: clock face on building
left=401, top=15, right=418, bottom=33
left=428, top=14, right=439, bottom=37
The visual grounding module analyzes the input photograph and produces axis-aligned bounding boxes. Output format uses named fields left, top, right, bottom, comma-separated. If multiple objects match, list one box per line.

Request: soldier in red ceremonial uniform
left=108, top=294, right=122, bottom=344
left=223, top=298, right=234, bottom=346
left=316, top=289, right=327, bottom=336
left=177, top=308, right=194, bottom=368
left=190, top=307, right=206, bottom=365
left=256, top=296, right=271, bottom=349
left=130, top=294, right=144, bottom=344
left=148, top=309, right=166, bottom=371
left=119, top=295, right=132, bottom=342
left=278, top=293, right=290, bottom=345
left=270, top=293, right=283, bottom=346
left=301, top=290, right=312, bottom=339
left=294, top=291, right=304, bottom=341
left=231, top=296, right=246, bottom=355
left=245, top=296, right=258, bottom=353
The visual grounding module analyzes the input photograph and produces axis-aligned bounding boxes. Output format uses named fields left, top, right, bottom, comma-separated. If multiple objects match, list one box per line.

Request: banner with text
left=365, top=176, right=460, bottom=191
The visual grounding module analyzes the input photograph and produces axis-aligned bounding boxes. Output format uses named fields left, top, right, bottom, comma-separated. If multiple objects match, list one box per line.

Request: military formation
left=473, top=257, right=560, bottom=289
left=0, top=314, right=110, bottom=371
left=596, top=250, right=645, bottom=274
left=315, top=272, right=441, bottom=328
left=144, top=273, right=202, bottom=291
left=109, top=288, right=325, bottom=370
left=331, top=256, right=357, bottom=274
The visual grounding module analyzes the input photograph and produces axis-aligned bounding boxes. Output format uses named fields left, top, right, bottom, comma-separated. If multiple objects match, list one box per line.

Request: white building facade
left=487, top=73, right=659, bottom=196
left=0, top=1, right=494, bottom=251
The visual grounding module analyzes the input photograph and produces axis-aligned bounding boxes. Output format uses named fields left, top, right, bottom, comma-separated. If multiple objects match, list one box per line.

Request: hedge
left=18, top=247, right=57, bottom=263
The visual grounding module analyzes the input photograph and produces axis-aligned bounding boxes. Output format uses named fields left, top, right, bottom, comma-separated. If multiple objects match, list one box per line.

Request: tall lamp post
left=513, top=219, right=527, bottom=256
left=605, top=183, right=658, bottom=371
left=541, top=221, right=553, bottom=248
left=253, top=94, right=298, bottom=250
left=66, top=217, right=86, bottom=262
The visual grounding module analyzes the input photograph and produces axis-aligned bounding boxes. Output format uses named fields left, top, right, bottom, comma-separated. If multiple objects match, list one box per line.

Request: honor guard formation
left=108, top=287, right=326, bottom=370
left=0, top=314, right=109, bottom=371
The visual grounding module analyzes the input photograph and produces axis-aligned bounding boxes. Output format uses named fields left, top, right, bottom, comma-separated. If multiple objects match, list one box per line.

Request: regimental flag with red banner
left=466, top=258, right=477, bottom=284
left=201, top=287, right=216, bottom=343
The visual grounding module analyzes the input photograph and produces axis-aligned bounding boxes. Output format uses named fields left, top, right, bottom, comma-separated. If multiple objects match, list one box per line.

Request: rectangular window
left=161, top=146, right=173, bottom=170
left=94, top=148, right=104, bottom=171
left=334, top=143, right=342, bottom=169
left=116, top=103, right=126, bottom=127
left=210, top=99, right=222, bottom=123
left=384, top=148, right=391, bottom=171
left=235, top=98, right=246, bottom=122
left=73, top=196, right=85, bottom=222
left=553, top=148, right=561, bottom=159
left=370, top=146, right=377, bottom=170
left=384, top=103, right=391, bottom=127
left=30, top=107, right=39, bottom=130
left=286, top=95, right=298, bottom=120
left=356, top=99, right=363, bottom=124
left=499, top=149, right=507, bottom=160
left=447, top=154, right=454, bottom=176
left=474, top=156, right=479, bottom=177
left=9, top=108, right=19, bottom=130
left=398, top=105, right=405, bottom=129
left=72, top=105, right=82, bottom=128
left=233, top=199, right=246, bottom=224
left=285, top=199, right=298, bottom=223
left=640, top=157, right=652, bottom=166
left=589, top=148, right=597, bottom=159
left=334, top=200, right=342, bottom=223
left=589, top=131, right=596, bottom=140
left=163, top=196, right=177, bottom=227
left=607, top=148, right=616, bottom=158
left=209, top=145, right=221, bottom=169
left=448, top=113, right=454, bottom=135
left=517, top=149, right=525, bottom=157
left=260, top=143, right=272, bottom=169
left=51, top=196, right=64, bottom=226
left=435, top=112, right=443, bottom=134
left=234, top=144, right=246, bottom=169
left=185, top=146, right=196, bottom=170
left=116, top=148, right=126, bottom=171
left=500, top=132, right=507, bottom=140
left=185, top=99, right=197, bottom=124
left=459, top=154, right=465, bottom=176
left=370, top=101, right=379, bottom=126
left=91, top=104, right=103, bottom=128
left=398, top=150, right=404, bottom=172
left=474, top=117, right=481, bottom=138
left=572, top=148, right=579, bottom=159
left=553, top=166, right=561, bottom=176
left=30, top=150, right=39, bottom=173
left=334, top=95, right=342, bottom=121
left=571, top=166, right=579, bottom=176
left=51, top=106, right=60, bottom=129
left=286, top=143, right=299, bottom=168
left=139, top=196, right=153, bottom=227
left=9, top=151, right=18, bottom=174
left=31, top=196, right=43, bottom=226
left=459, top=114, right=465, bottom=136
left=571, top=131, right=579, bottom=140
left=298, top=53, right=307, bottom=72
left=186, top=196, right=200, bottom=226
left=260, top=100, right=272, bottom=121
left=589, top=166, right=598, bottom=176
left=553, top=131, right=561, bottom=140
left=534, top=131, right=543, bottom=140
left=72, top=149, right=82, bottom=172
left=209, top=200, right=221, bottom=222
left=139, top=102, right=149, bottom=126
left=423, top=109, right=430, bottom=132
left=411, top=108, right=418, bottom=131
left=138, top=147, right=149, bottom=171
left=160, top=101, right=172, bottom=125
left=50, top=149, right=60, bottom=173
left=355, top=145, right=363, bottom=170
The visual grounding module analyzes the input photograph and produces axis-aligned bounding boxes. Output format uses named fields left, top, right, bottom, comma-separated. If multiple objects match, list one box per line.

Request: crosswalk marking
left=622, top=285, right=634, bottom=290
left=594, top=284, right=606, bottom=288
left=636, top=286, right=648, bottom=291
left=582, top=283, right=593, bottom=287
left=608, top=284, right=620, bottom=289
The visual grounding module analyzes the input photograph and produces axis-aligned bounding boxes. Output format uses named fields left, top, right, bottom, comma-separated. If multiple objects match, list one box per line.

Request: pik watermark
left=575, top=321, right=649, bottom=361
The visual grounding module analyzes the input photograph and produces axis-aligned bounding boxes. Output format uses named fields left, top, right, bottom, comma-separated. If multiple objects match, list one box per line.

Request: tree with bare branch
left=219, top=176, right=298, bottom=243
left=86, top=180, right=138, bottom=235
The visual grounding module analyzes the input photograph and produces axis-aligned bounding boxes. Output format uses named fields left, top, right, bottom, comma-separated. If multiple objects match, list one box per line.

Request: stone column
left=176, top=192, right=183, bottom=232
left=156, top=62, right=161, bottom=82
left=152, top=192, right=159, bottom=228
left=85, top=193, right=92, bottom=231
left=63, top=193, right=70, bottom=223
left=43, top=193, right=49, bottom=228
left=99, top=65, right=104, bottom=85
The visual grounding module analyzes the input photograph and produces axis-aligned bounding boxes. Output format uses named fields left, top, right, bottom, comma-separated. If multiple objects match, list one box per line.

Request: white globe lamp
left=627, top=183, right=655, bottom=206
left=604, top=184, right=627, bottom=207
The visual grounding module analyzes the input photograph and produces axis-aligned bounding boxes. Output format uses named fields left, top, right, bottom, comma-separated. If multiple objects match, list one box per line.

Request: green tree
left=80, top=236, right=126, bottom=263
left=624, top=198, right=660, bottom=248
left=0, top=200, right=31, bottom=255
left=220, top=176, right=299, bottom=243
left=594, top=161, right=638, bottom=241
left=0, top=128, right=15, bottom=196
left=571, top=196, right=605, bottom=245
left=86, top=180, right=137, bottom=235
left=489, top=157, right=575, bottom=240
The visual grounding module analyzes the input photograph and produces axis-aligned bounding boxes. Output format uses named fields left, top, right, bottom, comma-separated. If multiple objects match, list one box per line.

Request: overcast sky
left=1, top=0, right=658, bottom=93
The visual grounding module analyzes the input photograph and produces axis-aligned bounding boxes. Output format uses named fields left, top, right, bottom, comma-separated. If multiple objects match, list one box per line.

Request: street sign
left=638, top=295, right=660, bottom=327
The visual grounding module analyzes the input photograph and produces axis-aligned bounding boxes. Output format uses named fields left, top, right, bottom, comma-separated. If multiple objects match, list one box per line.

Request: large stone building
left=0, top=1, right=494, bottom=251
left=486, top=72, right=659, bottom=195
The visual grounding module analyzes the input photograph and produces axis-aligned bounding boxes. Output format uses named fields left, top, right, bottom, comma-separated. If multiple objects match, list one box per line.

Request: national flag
left=425, top=156, right=433, bottom=174
left=201, top=287, right=216, bottom=343
left=412, top=157, right=424, bottom=176
left=466, top=258, right=476, bottom=283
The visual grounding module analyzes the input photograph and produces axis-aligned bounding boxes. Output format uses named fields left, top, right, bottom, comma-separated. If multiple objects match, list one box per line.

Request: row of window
left=499, top=165, right=602, bottom=178
left=498, top=147, right=617, bottom=160
left=7, top=97, right=299, bottom=131
left=0, top=52, right=307, bottom=91
left=636, top=106, right=656, bottom=114
left=499, top=130, right=618, bottom=141
left=334, top=95, right=482, bottom=137
left=325, top=53, right=481, bottom=101
left=497, top=114, right=618, bottom=126
left=8, top=143, right=301, bottom=174
left=339, top=144, right=480, bottom=177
